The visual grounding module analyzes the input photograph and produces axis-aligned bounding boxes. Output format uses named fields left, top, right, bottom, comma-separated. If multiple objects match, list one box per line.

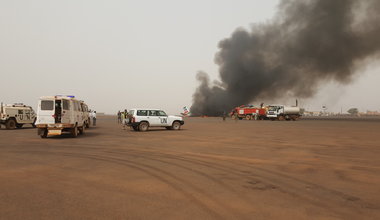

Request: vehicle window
left=137, top=110, right=148, bottom=116
left=148, top=110, right=157, bottom=116
left=18, top=110, right=23, bottom=114
left=128, top=110, right=135, bottom=115
left=157, top=111, right=167, bottom=116
left=63, top=100, right=70, bottom=110
left=41, top=100, right=54, bottom=110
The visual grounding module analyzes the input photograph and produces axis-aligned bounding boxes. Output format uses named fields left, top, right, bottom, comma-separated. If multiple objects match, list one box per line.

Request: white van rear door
left=61, top=99, right=71, bottom=124
left=37, top=100, right=55, bottom=124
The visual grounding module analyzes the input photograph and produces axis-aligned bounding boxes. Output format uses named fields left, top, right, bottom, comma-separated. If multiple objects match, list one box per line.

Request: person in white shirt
left=92, top=111, right=97, bottom=126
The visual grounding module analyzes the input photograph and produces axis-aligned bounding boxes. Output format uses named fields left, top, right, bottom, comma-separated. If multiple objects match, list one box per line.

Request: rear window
left=137, top=110, right=148, bottom=116
left=41, top=100, right=54, bottom=110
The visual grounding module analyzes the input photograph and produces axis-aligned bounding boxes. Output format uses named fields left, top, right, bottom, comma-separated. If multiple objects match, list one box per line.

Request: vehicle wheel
left=245, top=115, right=251, bottom=120
left=79, top=125, right=85, bottom=135
left=86, top=118, right=90, bottom=128
left=5, top=119, right=16, bottom=130
left=16, top=124, right=23, bottom=128
left=138, top=122, right=149, bottom=132
left=32, top=118, right=37, bottom=128
left=278, top=116, right=285, bottom=121
left=171, top=121, right=181, bottom=130
left=38, top=128, right=48, bottom=138
left=71, top=126, right=78, bottom=138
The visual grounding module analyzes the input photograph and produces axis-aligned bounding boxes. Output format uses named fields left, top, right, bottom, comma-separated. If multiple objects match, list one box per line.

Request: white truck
left=266, top=105, right=301, bottom=121
left=127, top=108, right=184, bottom=131
left=35, top=96, right=90, bottom=138
left=0, top=103, right=37, bottom=129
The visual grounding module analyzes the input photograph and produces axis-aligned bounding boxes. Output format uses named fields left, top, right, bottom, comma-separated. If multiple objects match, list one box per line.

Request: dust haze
left=191, top=0, right=380, bottom=116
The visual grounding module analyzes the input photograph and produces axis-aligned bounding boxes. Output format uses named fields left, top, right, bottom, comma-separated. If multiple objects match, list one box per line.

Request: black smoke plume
left=191, top=0, right=380, bottom=116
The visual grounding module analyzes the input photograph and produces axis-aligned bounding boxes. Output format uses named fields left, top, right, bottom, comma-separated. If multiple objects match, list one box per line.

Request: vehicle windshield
left=268, top=106, right=278, bottom=111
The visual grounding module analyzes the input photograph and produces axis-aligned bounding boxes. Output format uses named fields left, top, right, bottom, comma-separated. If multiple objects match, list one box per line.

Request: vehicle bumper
left=127, top=122, right=140, bottom=127
left=36, top=124, right=75, bottom=129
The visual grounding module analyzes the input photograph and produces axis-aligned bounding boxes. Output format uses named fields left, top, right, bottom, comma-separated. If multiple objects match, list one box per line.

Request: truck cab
left=35, top=96, right=90, bottom=138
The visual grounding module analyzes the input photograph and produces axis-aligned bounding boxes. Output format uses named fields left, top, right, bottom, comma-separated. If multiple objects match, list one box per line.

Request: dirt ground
left=0, top=117, right=379, bottom=220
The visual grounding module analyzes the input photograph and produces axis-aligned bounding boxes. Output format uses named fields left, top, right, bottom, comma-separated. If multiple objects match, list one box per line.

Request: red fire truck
left=230, top=105, right=267, bottom=120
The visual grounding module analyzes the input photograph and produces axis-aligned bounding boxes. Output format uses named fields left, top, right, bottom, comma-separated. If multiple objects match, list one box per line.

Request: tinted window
left=157, top=111, right=167, bottom=116
left=41, top=100, right=54, bottom=110
left=137, top=110, right=148, bottom=116
left=18, top=110, right=23, bottom=114
left=63, top=100, right=70, bottom=110
left=148, top=110, right=157, bottom=116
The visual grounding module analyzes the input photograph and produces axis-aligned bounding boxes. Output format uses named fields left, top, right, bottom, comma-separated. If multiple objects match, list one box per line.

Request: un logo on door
left=161, top=118, right=167, bottom=124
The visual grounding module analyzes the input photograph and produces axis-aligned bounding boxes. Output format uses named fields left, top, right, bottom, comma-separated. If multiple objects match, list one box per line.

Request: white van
left=35, top=96, right=90, bottom=138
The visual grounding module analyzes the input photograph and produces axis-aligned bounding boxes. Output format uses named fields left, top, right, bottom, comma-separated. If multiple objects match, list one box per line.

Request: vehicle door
left=37, top=100, right=55, bottom=124
left=74, top=101, right=81, bottom=124
left=157, top=110, right=169, bottom=126
left=147, top=110, right=160, bottom=126
left=16, top=109, right=25, bottom=123
left=61, top=99, right=71, bottom=124
left=24, top=109, right=32, bottom=123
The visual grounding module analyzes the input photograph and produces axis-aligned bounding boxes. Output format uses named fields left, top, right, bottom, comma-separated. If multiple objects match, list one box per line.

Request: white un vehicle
left=0, top=103, right=36, bottom=129
left=127, top=108, right=184, bottom=131
left=35, top=96, right=91, bottom=138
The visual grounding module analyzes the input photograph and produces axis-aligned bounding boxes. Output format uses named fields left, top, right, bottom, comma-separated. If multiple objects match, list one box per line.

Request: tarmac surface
left=0, top=116, right=379, bottom=220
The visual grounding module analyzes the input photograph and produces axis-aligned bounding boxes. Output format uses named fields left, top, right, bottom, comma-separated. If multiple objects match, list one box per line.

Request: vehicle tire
left=16, top=124, right=23, bottom=128
left=32, top=118, right=37, bottom=128
left=86, top=118, right=90, bottom=128
left=278, top=116, right=285, bottom=121
left=245, top=115, right=251, bottom=120
left=5, top=119, right=16, bottom=130
left=38, top=128, right=48, bottom=138
left=71, top=126, right=78, bottom=138
left=79, top=125, right=85, bottom=135
left=138, top=122, right=149, bottom=132
left=171, top=121, right=181, bottom=130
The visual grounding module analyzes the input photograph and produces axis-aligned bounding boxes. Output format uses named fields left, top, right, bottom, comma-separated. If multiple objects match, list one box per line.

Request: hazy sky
left=1, top=0, right=379, bottom=114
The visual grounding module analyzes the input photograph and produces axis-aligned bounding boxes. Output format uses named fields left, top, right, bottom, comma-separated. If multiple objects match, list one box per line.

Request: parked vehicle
left=0, top=103, right=36, bottom=129
left=35, top=96, right=90, bottom=138
left=230, top=105, right=267, bottom=120
left=266, top=105, right=301, bottom=121
left=127, top=108, right=184, bottom=131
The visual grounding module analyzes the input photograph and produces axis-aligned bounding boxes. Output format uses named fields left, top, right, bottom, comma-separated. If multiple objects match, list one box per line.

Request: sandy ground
left=0, top=117, right=379, bottom=220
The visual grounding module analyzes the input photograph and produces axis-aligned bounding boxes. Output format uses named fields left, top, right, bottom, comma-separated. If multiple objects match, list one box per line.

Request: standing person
left=123, top=109, right=129, bottom=130
left=121, top=110, right=126, bottom=130
left=92, top=111, right=97, bottom=126
left=117, top=111, right=121, bottom=124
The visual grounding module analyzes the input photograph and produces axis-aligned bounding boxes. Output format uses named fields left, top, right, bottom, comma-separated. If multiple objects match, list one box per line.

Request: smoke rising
left=191, top=0, right=380, bottom=116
